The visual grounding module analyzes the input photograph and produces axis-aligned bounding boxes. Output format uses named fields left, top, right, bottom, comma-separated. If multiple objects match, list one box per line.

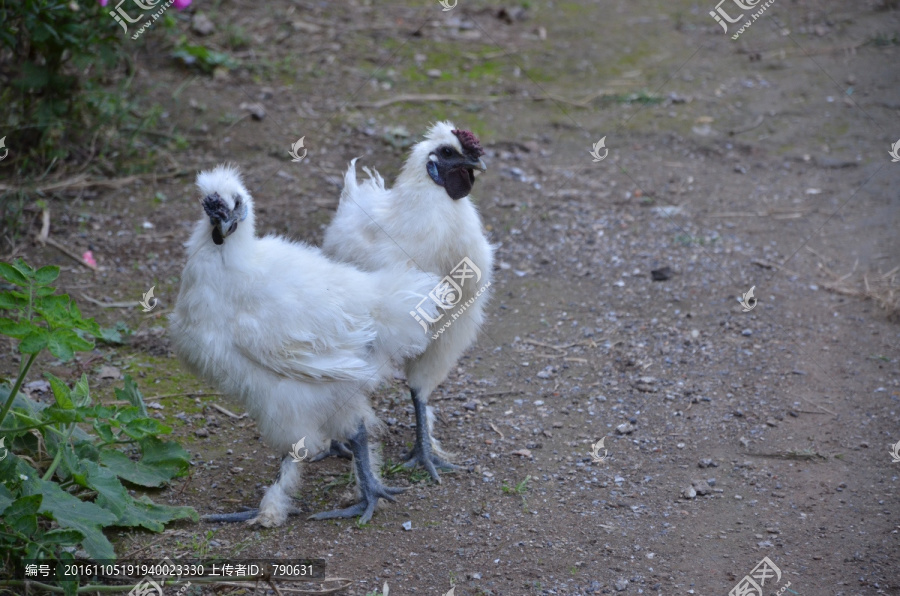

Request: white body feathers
left=323, top=121, right=494, bottom=406
left=170, top=166, right=439, bottom=457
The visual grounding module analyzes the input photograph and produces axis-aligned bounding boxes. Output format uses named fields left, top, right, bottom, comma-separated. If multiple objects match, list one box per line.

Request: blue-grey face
left=426, top=144, right=487, bottom=200
left=202, top=192, right=247, bottom=245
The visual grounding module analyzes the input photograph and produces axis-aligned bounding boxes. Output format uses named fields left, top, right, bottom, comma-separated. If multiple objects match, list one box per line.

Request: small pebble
left=402, top=521, right=412, bottom=531
left=191, top=13, right=216, bottom=36
left=616, top=422, right=635, bottom=435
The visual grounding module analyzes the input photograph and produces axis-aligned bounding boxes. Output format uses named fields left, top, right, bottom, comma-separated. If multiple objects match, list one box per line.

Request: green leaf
left=100, top=494, right=197, bottom=531
left=73, top=460, right=129, bottom=517
left=99, top=449, right=174, bottom=488
left=47, top=328, right=93, bottom=361
left=97, top=322, right=130, bottom=344
left=12, top=260, right=34, bottom=276
left=72, top=374, right=90, bottom=407
left=115, top=375, right=147, bottom=417
left=33, top=266, right=60, bottom=285
left=45, top=373, right=74, bottom=410
left=0, top=481, right=14, bottom=514
left=92, top=421, right=115, bottom=444
left=0, top=317, right=34, bottom=339
left=44, top=407, right=79, bottom=424
left=41, top=528, right=84, bottom=545
left=4, top=494, right=42, bottom=535
left=20, top=328, right=50, bottom=354
left=0, top=262, right=29, bottom=286
left=30, top=482, right=117, bottom=560
left=57, top=550, right=79, bottom=596
left=0, top=291, right=27, bottom=310
left=122, top=417, right=170, bottom=440
left=139, top=436, right=191, bottom=478
left=100, top=437, right=191, bottom=487
left=16, top=62, right=50, bottom=90
left=74, top=439, right=101, bottom=463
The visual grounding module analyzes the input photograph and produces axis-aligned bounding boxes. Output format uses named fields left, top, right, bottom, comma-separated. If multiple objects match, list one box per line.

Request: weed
left=0, top=259, right=196, bottom=595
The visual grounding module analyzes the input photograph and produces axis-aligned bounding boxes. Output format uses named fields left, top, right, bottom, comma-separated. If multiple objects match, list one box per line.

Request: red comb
left=451, top=129, right=484, bottom=157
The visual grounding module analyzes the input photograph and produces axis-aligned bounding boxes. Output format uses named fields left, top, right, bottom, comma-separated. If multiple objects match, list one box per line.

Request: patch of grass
left=602, top=91, right=664, bottom=105
left=502, top=475, right=532, bottom=512
left=224, top=24, right=251, bottom=50
left=322, top=471, right=354, bottom=493
left=383, top=459, right=431, bottom=484
left=865, top=32, right=900, bottom=46
left=171, top=37, right=239, bottom=73
left=175, top=529, right=217, bottom=559
left=674, top=233, right=717, bottom=247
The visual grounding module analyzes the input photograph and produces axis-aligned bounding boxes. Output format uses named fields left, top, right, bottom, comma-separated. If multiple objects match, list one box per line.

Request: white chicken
left=322, top=122, right=494, bottom=482
left=170, top=165, right=439, bottom=527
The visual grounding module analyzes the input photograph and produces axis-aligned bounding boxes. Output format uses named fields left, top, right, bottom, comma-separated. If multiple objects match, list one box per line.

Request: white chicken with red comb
left=322, top=122, right=494, bottom=482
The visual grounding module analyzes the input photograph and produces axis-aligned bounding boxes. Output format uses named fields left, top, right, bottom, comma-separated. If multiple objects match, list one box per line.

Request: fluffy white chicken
left=322, top=122, right=494, bottom=482
left=170, top=165, right=439, bottom=527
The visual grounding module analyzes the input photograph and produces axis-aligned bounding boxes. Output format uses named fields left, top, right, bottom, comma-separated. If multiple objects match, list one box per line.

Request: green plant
left=0, top=0, right=126, bottom=161
left=171, top=37, right=239, bottom=73
left=382, top=458, right=431, bottom=484
left=0, top=259, right=197, bottom=595
left=501, top=475, right=531, bottom=495
left=502, top=475, right=532, bottom=512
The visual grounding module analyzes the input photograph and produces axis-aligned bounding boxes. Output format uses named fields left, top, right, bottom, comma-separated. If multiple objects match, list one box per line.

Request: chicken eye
left=233, top=195, right=242, bottom=209
left=441, top=147, right=453, bottom=158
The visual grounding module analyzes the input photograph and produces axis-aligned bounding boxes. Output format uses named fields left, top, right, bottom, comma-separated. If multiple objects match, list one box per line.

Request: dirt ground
left=6, top=0, right=900, bottom=594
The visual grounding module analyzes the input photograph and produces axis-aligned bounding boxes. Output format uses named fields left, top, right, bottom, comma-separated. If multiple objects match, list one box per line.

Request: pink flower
left=173, top=0, right=192, bottom=9
left=82, top=251, right=97, bottom=269
left=97, top=0, right=108, bottom=6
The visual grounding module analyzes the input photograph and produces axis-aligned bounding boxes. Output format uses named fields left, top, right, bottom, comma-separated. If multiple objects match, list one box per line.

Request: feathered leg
left=310, top=440, right=354, bottom=462
left=309, top=422, right=405, bottom=523
left=402, top=387, right=458, bottom=483
left=202, top=455, right=302, bottom=526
